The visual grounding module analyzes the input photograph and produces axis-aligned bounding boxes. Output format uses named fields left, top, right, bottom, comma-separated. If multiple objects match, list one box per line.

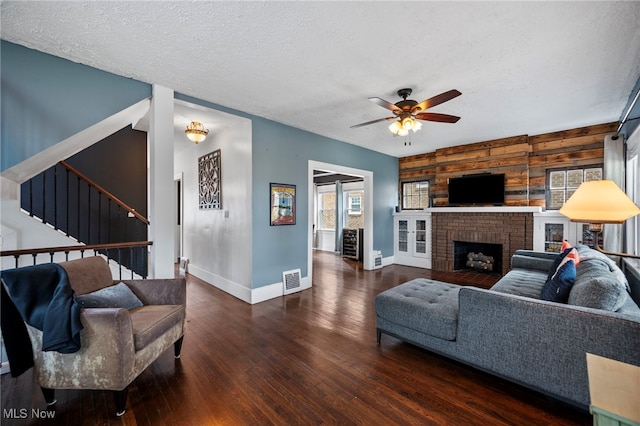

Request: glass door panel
left=398, top=220, right=408, bottom=253
left=544, top=223, right=564, bottom=252
left=415, top=219, right=427, bottom=254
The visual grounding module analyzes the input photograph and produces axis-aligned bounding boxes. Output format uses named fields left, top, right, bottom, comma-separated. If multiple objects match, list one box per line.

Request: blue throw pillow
left=546, top=247, right=574, bottom=282
left=541, top=259, right=577, bottom=303
left=75, top=282, right=143, bottom=309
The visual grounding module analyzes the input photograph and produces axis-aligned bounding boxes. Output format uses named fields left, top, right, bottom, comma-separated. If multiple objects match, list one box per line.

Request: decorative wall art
left=270, top=183, right=296, bottom=225
left=198, top=149, right=221, bottom=210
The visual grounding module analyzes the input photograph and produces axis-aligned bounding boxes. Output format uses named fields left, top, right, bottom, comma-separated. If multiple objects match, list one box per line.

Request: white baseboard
left=187, top=263, right=311, bottom=305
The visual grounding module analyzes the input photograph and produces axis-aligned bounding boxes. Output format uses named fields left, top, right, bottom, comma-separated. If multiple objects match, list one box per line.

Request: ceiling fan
left=351, top=88, right=461, bottom=136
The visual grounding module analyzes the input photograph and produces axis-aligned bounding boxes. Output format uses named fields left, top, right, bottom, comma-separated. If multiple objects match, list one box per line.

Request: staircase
left=5, top=161, right=150, bottom=276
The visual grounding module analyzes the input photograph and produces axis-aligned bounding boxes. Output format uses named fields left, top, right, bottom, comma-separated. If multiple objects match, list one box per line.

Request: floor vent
left=373, top=250, right=383, bottom=269
left=282, top=269, right=302, bottom=295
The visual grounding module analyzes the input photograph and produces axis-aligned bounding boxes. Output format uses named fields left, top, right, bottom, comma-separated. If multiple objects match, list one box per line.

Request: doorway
left=308, top=161, right=374, bottom=283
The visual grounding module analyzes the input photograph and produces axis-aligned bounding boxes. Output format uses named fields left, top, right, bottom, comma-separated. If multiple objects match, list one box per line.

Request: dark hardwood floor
left=1, top=251, right=591, bottom=425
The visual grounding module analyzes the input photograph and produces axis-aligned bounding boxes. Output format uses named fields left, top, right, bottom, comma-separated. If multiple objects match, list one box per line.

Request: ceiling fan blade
left=368, top=97, right=402, bottom=113
left=414, top=89, right=462, bottom=112
left=415, top=112, right=461, bottom=123
left=350, top=117, right=395, bottom=128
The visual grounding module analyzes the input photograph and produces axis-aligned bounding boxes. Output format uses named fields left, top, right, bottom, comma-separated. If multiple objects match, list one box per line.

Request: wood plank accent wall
left=399, top=122, right=617, bottom=207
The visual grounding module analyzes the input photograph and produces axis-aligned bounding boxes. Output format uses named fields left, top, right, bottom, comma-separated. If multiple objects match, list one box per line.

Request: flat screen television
left=448, top=173, right=505, bottom=206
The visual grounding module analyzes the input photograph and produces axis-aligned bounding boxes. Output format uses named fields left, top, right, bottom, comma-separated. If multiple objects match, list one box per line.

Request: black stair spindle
left=42, top=169, right=47, bottom=224
left=53, top=165, right=58, bottom=230
left=64, top=169, right=71, bottom=237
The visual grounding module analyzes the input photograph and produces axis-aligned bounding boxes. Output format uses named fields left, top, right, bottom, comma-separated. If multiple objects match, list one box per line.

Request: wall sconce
left=559, top=180, right=640, bottom=258
left=185, top=121, right=209, bottom=144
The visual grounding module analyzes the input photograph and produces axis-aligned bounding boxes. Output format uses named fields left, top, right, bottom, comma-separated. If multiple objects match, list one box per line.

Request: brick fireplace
left=431, top=208, right=536, bottom=276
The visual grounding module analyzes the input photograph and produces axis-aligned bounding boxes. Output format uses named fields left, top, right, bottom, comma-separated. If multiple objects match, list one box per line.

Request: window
left=317, top=186, right=364, bottom=230
left=402, top=181, right=430, bottom=210
left=546, top=166, right=602, bottom=210
left=346, top=191, right=364, bottom=228
left=318, top=192, right=336, bottom=230
left=348, top=194, right=361, bottom=215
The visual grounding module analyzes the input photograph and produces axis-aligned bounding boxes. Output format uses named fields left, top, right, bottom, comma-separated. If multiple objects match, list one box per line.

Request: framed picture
left=270, top=183, right=296, bottom=225
left=198, top=149, right=222, bottom=210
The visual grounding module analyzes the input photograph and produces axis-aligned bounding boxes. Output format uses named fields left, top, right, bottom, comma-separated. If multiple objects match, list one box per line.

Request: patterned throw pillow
left=541, top=257, right=577, bottom=303
left=546, top=246, right=579, bottom=282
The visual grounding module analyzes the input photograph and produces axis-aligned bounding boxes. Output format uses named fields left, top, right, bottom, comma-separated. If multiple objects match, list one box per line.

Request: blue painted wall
left=250, top=118, right=397, bottom=288
left=1, top=41, right=151, bottom=171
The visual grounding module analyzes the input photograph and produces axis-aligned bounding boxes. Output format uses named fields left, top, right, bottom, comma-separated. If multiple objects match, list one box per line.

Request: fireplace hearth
left=454, top=241, right=502, bottom=274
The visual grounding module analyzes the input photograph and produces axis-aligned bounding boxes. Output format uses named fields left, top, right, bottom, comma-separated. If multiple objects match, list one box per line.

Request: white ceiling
left=2, top=1, right=640, bottom=158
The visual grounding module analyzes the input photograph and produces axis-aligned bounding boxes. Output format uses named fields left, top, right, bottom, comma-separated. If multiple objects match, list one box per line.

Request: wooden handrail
left=1, top=241, right=153, bottom=258
left=59, top=160, right=150, bottom=225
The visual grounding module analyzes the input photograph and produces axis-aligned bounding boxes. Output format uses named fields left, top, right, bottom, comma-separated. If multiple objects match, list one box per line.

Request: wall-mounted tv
left=448, top=173, right=505, bottom=206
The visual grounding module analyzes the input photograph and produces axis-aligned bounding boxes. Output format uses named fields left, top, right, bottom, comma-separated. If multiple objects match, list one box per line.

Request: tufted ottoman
left=374, top=278, right=461, bottom=343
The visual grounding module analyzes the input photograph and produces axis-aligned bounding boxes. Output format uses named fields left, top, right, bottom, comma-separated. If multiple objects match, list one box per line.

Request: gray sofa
left=375, top=245, right=640, bottom=410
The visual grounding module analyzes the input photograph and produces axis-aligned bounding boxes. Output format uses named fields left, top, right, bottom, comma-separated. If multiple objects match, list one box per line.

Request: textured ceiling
left=2, top=1, right=640, bottom=158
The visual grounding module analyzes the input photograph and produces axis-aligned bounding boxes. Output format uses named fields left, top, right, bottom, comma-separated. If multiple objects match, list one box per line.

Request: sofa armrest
left=30, top=308, right=136, bottom=390
left=122, top=278, right=186, bottom=305
left=511, top=250, right=557, bottom=272
left=456, top=287, right=640, bottom=408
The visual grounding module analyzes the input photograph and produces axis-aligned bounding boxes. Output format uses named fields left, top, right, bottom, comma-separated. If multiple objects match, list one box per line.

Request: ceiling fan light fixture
left=411, top=120, right=422, bottom=132
left=388, top=121, right=402, bottom=134
left=397, top=128, right=409, bottom=137
left=401, top=116, right=414, bottom=130
left=185, top=121, right=209, bottom=143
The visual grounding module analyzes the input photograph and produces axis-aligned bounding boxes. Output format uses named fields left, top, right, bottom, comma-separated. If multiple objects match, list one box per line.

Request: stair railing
left=20, top=161, right=150, bottom=275
left=1, top=241, right=153, bottom=280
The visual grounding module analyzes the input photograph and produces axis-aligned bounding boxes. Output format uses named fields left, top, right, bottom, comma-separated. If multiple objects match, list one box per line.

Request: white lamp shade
left=559, top=180, right=640, bottom=224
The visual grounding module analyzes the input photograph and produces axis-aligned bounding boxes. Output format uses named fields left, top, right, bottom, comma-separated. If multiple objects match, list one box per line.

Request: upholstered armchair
left=1, top=256, right=186, bottom=416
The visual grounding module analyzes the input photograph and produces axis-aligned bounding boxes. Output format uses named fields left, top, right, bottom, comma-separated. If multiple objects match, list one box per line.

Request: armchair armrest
left=122, top=278, right=186, bottom=305
left=31, top=308, right=137, bottom=390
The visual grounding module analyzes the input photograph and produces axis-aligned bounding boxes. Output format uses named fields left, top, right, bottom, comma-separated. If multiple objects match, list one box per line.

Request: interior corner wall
left=0, top=41, right=151, bottom=172
left=173, top=107, right=253, bottom=300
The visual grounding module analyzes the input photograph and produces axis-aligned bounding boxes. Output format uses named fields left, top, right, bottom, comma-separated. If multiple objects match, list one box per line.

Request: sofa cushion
left=490, top=268, right=547, bottom=299
left=75, top=282, right=143, bottom=309
left=575, top=245, right=629, bottom=292
left=129, top=305, right=185, bottom=351
left=568, top=258, right=628, bottom=311
left=541, top=258, right=577, bottom=303
left=569, top=246, right=630, bottom=311
left=374, top=279, right=460, bottom=341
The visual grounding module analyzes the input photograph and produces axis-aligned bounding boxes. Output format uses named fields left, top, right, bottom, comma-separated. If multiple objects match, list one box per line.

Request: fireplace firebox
left=453, top=241, right=502, bottom=274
